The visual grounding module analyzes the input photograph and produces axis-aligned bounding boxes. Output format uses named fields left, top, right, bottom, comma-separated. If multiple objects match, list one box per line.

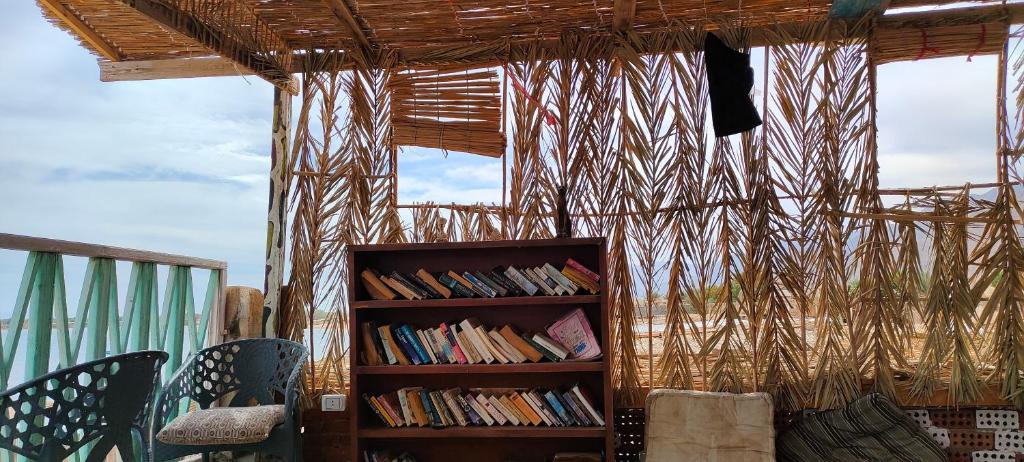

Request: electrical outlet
left=321, top=394, right=346, bottom=412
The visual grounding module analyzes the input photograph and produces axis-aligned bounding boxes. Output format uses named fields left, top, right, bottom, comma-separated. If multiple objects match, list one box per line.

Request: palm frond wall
left=284, top=22, right=1024, bottom=410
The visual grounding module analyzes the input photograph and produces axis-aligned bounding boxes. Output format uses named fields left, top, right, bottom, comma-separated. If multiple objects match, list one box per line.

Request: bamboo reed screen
left=284, top=21, right=1024, bottom=411
left=389, top=65, right=505, bottom=158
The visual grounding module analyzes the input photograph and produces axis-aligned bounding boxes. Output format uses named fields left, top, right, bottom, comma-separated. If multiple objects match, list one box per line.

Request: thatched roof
left=33, top=0, right=1024, bottom=90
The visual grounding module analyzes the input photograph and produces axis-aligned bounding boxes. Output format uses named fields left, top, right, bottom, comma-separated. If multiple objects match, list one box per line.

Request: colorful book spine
left=462, top=272, right=497, bottom=298
left=392, top=325, right=423, bottom=365
left=438, top=273, right=476, bottom=298
left=440, top=323, right=468, bottom=364
left=504, top=266, right=540, bottom=295
left=565, top=258, right=600, bottom=283
left=543, top=390, right=575, bottom=426
left=400, top=324, right=431, bottom=364
left=473, top=271, right=508, bottom=296
left=363, top=393, right=394, bottom=427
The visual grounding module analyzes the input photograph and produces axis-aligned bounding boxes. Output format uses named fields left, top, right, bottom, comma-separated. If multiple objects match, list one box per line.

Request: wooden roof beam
left=321, top=0, right=376, bottom=50
left=116, top=0, right=293, bottom=91
left=612, top=0, right=637, bottom=32
left=39, top=0, right=122, bottom=61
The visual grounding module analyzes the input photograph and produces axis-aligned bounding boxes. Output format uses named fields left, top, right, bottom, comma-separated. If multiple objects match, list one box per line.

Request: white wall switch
left=321, top=394, right=347, bottom=412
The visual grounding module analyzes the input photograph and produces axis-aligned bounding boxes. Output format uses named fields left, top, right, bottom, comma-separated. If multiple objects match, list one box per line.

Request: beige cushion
left=156, top=405, right=286, bottom=446
left=644, top=390, right=774, bottom=462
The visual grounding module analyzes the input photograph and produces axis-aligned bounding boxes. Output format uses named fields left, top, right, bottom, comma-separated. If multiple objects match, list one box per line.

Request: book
left=361, top=269, right=397, bottom=300
left=462, top=272, right=497, bottom=298
left=473, top=271, right=508, bottom=297
left=378, top=393, right=406, bottom=427
left=360, top=321, right=384, bottom=366
left=532, top=332, right=570, bottom=360
left=454, top=393, right=483, bottom=425
left=530, top=390, right=563, bottom=426
left=522, top=391, right=554, bottom=426
left=414, top=329, right=439, bottom=364
left=406, top=388, right=429, bottom=426
left=475, top=326, right=509, bottom=364
left=504, top=266, right=540, bottom=296
left=429, top=328, right=456, bottom=363
left=546, top=308, right=601, bottom=361
left=439, top=323, right=468, bottom=364
left=428, top=391, right=452, bottom=426
left=419, top=389, right=442, bottom=426
left=561, top=266, right=599, bottom=294
left=454, top=326, right=482, bottom=364
left=381, top=274, right=420, bottom=300
left=378, top=325, right=410, bottom=365
left=499, top=325, right=544, bottom=362
left=489, top=394, right=520, bottom=425
left=392, top=325, right=423, bottom=365
left=510, top=393, right=543, bottom=425
left=544, top=263, right=579, bottom=294
left=364, top=393, right=394, bottom=427
left=499, top=394, right=529, bottom=425
left=391, top=271, right=431, bottom=299
left=397, top=387, right=415, bottom=426
left=488, top=330, right=526, bottom=363
left=441, top=389, right=468, bottom=426
left=521, top=333, right=562, bottom=362
left=543, top=390, right=576, bottom=426
left=523, top=267, right=556, bottom=295
left=562, top=390, right=593, bottom=426
left=459, top=318, right=495, bottom=363
left=416, top=269, right=452, bottom=298
left=473, top=393, right=506, bottom=425
left=571, top=384, right=605, bottom=426
left=487, top=268, right=524, bottom=296
left=449, top=271, right=489, bottom=298
left=565, top=258, right=600, bottom=283
left=466, top=394, right=495, bottom=426
left=405, top=272, right=443, bottom=299
left=533, top=267, right=567, bottom=295
left=437, top=273, right=476, bottom=298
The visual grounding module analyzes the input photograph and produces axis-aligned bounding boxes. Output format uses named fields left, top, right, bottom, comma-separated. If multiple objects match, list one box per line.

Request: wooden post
left=263, top=87, right=292, bottom=338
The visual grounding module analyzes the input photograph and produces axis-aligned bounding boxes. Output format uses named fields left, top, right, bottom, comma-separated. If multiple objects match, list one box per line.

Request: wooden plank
left=115, top=0, right=292, bottom=91
left=263, top=86, right=292, bottom=338
left=0, top=233, right=227, bottom=270
left=38, top=0, right=122, bottom=61
left=321, top=0, right=374, bottom=50
left=99, top=57, right=251, bottom=82
left=612, top=0, right=637, bottom=32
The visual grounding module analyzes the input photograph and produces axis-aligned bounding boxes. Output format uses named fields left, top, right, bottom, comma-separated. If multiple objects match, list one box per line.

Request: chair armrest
left=283, top=351, right=308, bottom=421
left=151, top=354, right=196, bottom=435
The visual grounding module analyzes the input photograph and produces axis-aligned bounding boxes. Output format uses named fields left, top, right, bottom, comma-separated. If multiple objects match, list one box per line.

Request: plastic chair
left=151, top=339, right=307, bottom=462
left=0, top=350, right=168, bottom=462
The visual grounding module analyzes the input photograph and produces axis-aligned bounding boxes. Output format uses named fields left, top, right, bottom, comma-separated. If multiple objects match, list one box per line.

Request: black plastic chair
left=0, top=350, right=168, bottom=462
left=151, top=338, right=307, bottom=462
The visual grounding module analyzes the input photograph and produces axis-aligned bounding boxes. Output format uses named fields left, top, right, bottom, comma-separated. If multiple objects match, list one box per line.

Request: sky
left=0, top=2, right=1002, bottom=317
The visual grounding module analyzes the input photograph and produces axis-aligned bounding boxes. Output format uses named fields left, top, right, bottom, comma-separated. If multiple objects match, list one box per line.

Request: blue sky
left=0, top=2, right=1002, bottom=317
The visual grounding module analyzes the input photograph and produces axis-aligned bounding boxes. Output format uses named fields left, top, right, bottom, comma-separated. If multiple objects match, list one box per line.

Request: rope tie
left=967, top=23, right=988, bottom=62
left=914, top=29, right=940, bottom=61
left=503, top=63, right=558, bottom=126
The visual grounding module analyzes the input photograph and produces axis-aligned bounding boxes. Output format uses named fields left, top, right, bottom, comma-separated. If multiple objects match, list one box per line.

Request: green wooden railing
left=0, top=233, right=227, bottom=460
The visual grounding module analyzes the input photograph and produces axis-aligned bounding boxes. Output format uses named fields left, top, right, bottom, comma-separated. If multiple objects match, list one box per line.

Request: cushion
left=776, top=394, right=947, bottom=462
left=644, top=390, right=774, bottom=462
left=156, top=404, right=286, bottom=446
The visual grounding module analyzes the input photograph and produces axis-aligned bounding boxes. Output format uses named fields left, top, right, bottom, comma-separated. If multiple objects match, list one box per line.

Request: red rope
left=915, top=29, right=940, bottom=61
left=967, top=24, right=988, bottom=62
left=503, top=64, right=558, bottom=126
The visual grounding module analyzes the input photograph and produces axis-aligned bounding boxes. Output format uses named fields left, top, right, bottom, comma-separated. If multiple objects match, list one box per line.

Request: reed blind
left=389, top=64, right=505, bottom=158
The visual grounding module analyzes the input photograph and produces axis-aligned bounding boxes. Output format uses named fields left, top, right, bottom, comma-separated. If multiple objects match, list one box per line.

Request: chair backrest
left=178, top=338, right=306, bottom=409
left=0, top=350, right=168, bottom=461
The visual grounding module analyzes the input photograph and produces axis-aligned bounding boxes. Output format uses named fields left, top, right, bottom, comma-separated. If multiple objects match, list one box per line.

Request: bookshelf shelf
left=354, top=362, right=604, bottom=375
left=352, top=294, right=601, bottom=310
left=358, top=426, right=608, bottom=439
left=350, top=238, right=612, bottom=462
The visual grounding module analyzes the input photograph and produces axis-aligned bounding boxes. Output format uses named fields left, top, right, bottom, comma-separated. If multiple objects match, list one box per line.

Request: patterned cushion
left=156, top=405, right=286, bottom=446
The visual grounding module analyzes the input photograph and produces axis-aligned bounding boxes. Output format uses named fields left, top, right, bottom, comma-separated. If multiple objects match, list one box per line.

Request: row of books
left=360, top=258, right=600, bottom=301
left=360, top=309, right=600, bottom=366
left=363, top=384, right=605, bottom=429
left=362, top=451, right=416, bottom=462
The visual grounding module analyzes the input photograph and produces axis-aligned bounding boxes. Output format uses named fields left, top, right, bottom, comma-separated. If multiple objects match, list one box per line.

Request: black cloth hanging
left=704, top=32, right=762, bottom=137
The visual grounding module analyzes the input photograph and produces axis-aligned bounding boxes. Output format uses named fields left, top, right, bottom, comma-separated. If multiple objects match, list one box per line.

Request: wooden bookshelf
left=349, top=238, right=612, bottom=462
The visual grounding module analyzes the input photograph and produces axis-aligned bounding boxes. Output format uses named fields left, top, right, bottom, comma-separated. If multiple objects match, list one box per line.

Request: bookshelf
left=349, top=238, right=612, bottom=462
